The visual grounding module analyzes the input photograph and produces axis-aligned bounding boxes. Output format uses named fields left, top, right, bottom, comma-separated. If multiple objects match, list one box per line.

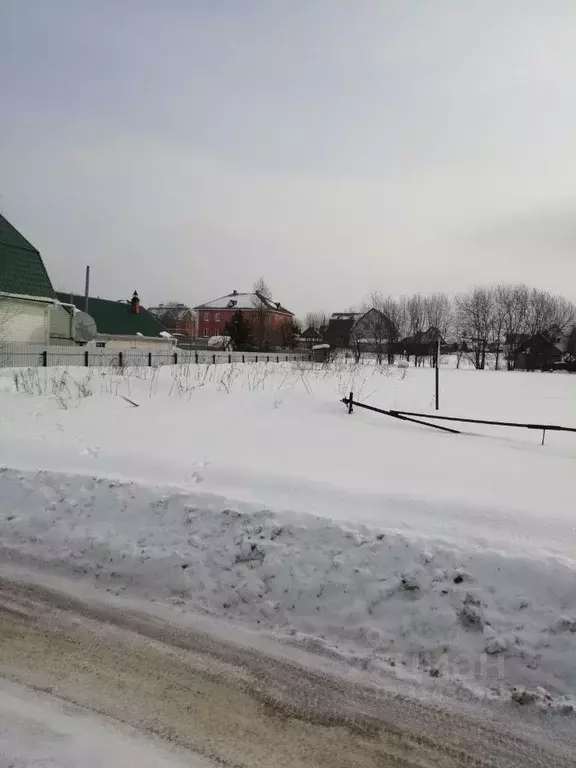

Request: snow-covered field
left=1, top=360, right=576, bottom=711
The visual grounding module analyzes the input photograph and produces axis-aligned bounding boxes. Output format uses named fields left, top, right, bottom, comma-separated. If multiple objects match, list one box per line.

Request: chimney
left=131, top=290, right=140, bottom=314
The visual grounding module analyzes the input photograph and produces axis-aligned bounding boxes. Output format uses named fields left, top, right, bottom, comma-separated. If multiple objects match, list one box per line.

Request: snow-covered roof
left=195, top=292, right=293, bottom=315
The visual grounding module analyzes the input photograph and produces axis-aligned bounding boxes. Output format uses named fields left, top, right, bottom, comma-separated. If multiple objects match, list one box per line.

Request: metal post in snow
left=348, top=391, right=354, bottom=414
left=148, top=352, right=152, bottom=367
left=435, top=338, right=440, bottom=411
left=542, top=429, right=546, bottom=446
left=84, top=350, right=89, bottom=367
left=212, top=353, right=216, bottom=365
left=242, top=354, right=245, bottom=363
left=195, top=352, right=198, bottom=364
left=42, top=350, right=47, bottom=367
left=118, top=351, right=123, bottom=368
left=228, top=353, right=232, bottom=364
left=174, top=352, right=178, bottom=365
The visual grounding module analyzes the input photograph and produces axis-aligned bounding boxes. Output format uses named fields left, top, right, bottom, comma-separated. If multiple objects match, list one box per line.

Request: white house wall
left=0, top=297, right=48, bottom=344
left=49, top=304, right=74, bottom=343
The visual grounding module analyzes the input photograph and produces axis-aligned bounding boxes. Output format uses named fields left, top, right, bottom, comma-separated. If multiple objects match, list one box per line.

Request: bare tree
left=423, top=292, right=452, bottom=365
left=253, top=277, right=272, bottom=299
left=455, top=287, right=496, bottom=370
left=424, top=293, right=452, bottom=338
left=406, top=294, right=427, bottom=366
left=251, top=278, right=273, bottom=350
left=495, top=283, right=530, bottom=370
left=526, top=288, right=575, bottom=339
left=304, top=311, right=329, bottom=331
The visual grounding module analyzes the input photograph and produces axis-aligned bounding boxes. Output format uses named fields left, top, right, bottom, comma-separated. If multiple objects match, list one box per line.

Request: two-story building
left=194, top=290, right=293, bottom=341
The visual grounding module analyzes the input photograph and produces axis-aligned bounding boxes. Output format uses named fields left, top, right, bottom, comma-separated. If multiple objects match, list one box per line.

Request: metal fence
left=0, top=343, right=310, bottom=368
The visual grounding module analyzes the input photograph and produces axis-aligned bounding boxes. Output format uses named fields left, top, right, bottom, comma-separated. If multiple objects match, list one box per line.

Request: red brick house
left=194, top=290, right=293, bottom=342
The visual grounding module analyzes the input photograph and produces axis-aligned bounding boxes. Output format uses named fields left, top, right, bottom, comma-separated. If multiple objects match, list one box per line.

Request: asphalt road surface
left=0, top=573, right=574, bottom=767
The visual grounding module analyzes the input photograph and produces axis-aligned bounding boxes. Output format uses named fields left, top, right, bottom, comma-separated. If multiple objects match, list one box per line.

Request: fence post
left=42, top=350, right=47, bottom=367
left=255, top=355, right=258, bottom=363
left=286, top=355, right=288, bottom=362
left=212, top=354, right=216, bottom=365
left=84, top=350, right=89, bottom=367
left=228, top=353, right=232, bottom=364
left=118, top=351, right=123, bottom=368
left=542, top=429, right=546, bottom=446
left=267, top=355, right=270, bottom=363
left=195, top=352, right=198, bottom=364
left=277, top=355, right=279, bottom=363
left=242, top=354, right=245, bottom=363
left=148, top=352, right=152, bottom=367
left=174, top=351, right=178, bottom=365
left=348, top=391, right=354, bottom=414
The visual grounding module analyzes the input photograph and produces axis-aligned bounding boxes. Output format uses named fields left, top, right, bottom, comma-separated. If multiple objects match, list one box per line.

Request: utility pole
left=84, top=266, right=90, bottom=314
left=435, top=337, right=441, bottom=410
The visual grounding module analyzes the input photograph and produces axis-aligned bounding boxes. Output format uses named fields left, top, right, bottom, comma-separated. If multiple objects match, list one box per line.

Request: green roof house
left=0, top=213, right=74, bottom=344
left=56, top=290, right=174, bottom=349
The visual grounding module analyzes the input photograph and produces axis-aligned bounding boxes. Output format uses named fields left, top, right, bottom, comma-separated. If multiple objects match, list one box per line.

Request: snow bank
left=1, top=361, right=576, bottom=708
left=2, top=466, right=576, bottom=708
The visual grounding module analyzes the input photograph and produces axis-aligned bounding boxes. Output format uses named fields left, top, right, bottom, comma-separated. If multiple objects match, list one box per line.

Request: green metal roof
left=0, top=214, right=56, bottom=300
left=56, top=292, right=167, bottom=337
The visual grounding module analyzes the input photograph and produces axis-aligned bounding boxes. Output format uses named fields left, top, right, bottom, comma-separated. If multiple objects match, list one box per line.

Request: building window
left=204, top=312, right=209, bottom=321
left=215, top=312, right=220, bottom=322
left=203, top=329, right=208, bottom=337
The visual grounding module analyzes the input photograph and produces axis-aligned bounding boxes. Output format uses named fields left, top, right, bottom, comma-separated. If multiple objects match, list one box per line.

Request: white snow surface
left=0, top=678, right=212, bottom=767
left=1, top=361, right=576, bottom=705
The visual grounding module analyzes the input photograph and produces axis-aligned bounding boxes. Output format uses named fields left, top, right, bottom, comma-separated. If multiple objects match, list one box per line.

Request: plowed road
left=0, top=572, right=574, bottom=767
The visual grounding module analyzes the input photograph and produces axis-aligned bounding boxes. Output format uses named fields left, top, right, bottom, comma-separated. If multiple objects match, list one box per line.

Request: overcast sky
left=2, top=0, right=576, bottom=315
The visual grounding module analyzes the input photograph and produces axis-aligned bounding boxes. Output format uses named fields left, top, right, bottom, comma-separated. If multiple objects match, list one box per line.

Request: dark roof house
left=56, top=291, right=167, bottom=338
left=323, top=313, right=361, bottom=348
left=0, top=213, right=56, bottom=300
left=514, top=332, right=565, bottom=371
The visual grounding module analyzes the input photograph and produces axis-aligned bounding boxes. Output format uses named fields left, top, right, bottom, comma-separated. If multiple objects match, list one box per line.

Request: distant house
left=514, top=333, right=565, bottom=371
left=324, top=309, right=395, bottom=356
left=0, top=213, right=74, bottom=344
left=401, top=326, right=446, bottom=349
left=323, top=313, right=361, bottom=349
left=194, top=290, right=294, bottom=346
left=299, top=326, right=325, bottom=349
left=350, top=308, right=395, bottom=350
left=56, top=290, right=173, bottom=349
left=147, top=303, right=196, bottom=339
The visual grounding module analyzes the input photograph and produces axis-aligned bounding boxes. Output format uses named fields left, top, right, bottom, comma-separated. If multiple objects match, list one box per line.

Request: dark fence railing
left=0, top=343, right=310, bottom=369
left=342, top=393, right=576, bottom=445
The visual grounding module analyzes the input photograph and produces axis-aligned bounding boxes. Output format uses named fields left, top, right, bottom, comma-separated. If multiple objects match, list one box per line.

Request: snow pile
left=1, top=361, right=576, bottom=707
left=2, top=466, right=576, bottom=708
